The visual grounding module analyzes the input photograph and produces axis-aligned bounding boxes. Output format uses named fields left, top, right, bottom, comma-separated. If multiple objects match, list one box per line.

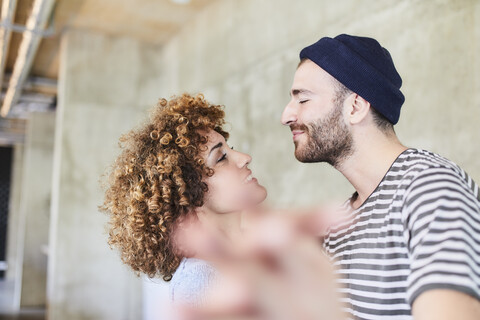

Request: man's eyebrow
left=289, top=89, right=312, bottom=97
left=208, top=142, right=223, bottom=156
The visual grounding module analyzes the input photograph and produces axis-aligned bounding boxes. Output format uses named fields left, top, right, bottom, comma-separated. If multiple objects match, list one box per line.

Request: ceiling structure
left=0, top=0, right=216, bottom=145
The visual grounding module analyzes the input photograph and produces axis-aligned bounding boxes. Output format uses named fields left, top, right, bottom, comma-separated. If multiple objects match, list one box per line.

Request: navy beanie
left=299, top=34, right=405, bottom=124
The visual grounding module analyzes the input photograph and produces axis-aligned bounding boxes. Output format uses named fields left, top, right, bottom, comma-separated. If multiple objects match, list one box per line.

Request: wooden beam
left=0, top=0, right=18, bottom=95
left=0, top=0, right=56, bottom=117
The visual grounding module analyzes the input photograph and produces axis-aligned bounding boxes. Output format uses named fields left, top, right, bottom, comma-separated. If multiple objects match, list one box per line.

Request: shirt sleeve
left=402, top=166, right=480, bottom=306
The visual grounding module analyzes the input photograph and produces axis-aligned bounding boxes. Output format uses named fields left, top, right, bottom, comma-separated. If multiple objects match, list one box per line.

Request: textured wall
left=45, top=1, right=479, bottom=319
left=47, top=30, right=163, bottom=320
left=19, top=112, right=55, bottom=307
left=155, top=0, right=480, bottom=207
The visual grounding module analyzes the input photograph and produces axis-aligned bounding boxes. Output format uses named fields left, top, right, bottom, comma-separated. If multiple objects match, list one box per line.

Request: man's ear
left=345, top=94, right=371, bottom=125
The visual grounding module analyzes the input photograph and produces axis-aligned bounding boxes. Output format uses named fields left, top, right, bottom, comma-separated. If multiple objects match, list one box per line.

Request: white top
left=170, top=257, right=218, bottom=306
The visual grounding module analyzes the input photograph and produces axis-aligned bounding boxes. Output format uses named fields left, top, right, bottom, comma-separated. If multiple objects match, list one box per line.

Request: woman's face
left=201, top=130, right=267, bottom=214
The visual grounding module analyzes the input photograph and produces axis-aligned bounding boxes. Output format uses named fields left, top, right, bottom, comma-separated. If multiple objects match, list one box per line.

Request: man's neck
left=336, top=133, right=408, bottom=209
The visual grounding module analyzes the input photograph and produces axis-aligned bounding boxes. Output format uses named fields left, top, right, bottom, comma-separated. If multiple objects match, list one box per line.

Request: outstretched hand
left=173, top=206, right=347, bottom=320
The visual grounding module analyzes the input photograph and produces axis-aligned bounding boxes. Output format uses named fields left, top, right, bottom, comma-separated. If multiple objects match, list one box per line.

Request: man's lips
left=291, top=130, right=304, bottom=140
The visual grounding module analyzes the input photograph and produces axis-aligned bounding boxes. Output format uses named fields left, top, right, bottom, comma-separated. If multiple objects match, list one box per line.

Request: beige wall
left=155, top=0, right=480, bottom=207
left=47, top=30, right=163, bottom=320
left=44, top=1, right=479, bottom=319
left=19, top=112, right=55, bottom=307
left=2, top=113, right=55, bottom=312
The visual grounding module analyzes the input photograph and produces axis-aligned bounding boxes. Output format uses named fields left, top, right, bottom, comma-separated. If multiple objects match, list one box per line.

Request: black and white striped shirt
left=323, top=148, right=480, bottom=319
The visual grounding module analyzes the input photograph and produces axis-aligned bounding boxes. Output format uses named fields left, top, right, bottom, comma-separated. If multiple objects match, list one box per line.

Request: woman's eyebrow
left=208, top=142, right=223, bottom=157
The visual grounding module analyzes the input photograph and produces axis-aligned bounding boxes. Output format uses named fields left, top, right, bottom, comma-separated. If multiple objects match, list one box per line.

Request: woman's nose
left=233, top=150, right=251, bottom=168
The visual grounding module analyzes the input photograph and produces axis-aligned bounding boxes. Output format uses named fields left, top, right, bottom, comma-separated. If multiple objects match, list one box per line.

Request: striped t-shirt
left=323, top=148, right=480, bottom=319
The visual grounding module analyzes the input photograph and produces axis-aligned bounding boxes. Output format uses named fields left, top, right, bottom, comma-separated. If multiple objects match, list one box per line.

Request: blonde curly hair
left=101, top=93, right=229, bottom=281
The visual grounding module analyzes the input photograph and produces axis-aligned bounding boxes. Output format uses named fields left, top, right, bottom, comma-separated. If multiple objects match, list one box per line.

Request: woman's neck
left=198, top=209, right=243, bottom=242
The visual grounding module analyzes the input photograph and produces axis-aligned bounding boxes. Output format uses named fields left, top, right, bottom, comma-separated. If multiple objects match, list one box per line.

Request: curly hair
left=100, top=93, right=229, bottom=281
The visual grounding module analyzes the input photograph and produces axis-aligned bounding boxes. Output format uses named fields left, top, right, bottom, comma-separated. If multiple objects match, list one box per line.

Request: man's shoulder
left=391, top=148, right=472, bottom=186
left=395, top=148, right=462, bottom=172
left=395, top=149, right=479, bottom=206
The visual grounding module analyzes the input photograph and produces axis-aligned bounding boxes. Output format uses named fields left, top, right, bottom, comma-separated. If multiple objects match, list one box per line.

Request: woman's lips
left=244, top=173, right=258, bottom=184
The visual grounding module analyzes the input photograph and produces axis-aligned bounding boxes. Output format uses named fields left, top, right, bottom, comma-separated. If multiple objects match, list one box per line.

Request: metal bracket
left=0, top=20, right=55, bottom=37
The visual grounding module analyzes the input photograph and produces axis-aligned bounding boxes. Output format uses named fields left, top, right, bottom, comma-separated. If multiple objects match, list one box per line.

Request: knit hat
left=299, top=34, right=405, bottom=124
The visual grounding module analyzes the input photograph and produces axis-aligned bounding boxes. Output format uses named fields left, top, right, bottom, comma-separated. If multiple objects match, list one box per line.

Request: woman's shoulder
left=170, top=258, right=218, bottom=305
left=173, top=258, right=217, bottom=280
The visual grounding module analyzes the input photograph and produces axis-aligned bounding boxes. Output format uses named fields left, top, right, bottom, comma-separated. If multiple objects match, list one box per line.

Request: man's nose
left=281, top=100, right=297, bottom=126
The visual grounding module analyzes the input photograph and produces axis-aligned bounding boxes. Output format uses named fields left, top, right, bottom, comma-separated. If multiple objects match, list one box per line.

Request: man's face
left=281, top=59, right=354, bottom=167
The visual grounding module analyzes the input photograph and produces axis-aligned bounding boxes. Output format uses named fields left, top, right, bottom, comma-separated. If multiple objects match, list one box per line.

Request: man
left=281, top=34, right=480, bottom=319
left=178, top=35, right=480, bottom=320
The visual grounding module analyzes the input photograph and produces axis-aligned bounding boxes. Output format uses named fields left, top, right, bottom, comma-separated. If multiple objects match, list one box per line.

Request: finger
left=178, top=307, right=263, bottom=320
left=272, top=236, right=345, bottom=320
left=242, top=204, right=344, bottom=242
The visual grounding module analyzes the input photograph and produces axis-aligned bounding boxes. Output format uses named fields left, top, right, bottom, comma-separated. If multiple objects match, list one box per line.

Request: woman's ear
left=345, top=94, right=371, bottom=125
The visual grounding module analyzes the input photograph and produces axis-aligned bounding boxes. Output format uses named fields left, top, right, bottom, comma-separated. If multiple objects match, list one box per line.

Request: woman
left=101, top=93, right=267, bottom=306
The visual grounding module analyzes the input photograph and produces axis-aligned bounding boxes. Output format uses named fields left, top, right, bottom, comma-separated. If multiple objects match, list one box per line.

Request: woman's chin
left=252, top=184, right=268, bottom=204
left=236, top=186, right=267, bottom=210
left=260, top=185, right=268, bottom=201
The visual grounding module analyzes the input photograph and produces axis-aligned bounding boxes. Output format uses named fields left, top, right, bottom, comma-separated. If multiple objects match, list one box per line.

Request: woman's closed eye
left=217, top=152, right=227, bottom=163
left=216, top=146, right=234, bottom=163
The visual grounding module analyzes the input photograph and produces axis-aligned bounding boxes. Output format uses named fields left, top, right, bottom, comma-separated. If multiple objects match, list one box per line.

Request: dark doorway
left=0, top=147, right=13, bottom=279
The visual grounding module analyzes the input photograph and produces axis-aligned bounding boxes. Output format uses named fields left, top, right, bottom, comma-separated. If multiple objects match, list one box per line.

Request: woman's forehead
left=204, top=130, right=226, bottom=144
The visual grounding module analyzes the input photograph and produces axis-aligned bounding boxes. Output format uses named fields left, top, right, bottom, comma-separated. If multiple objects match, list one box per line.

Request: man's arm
left=413, top=289, right=480, bottom=320
left=405, top=166, right=480, bottom=320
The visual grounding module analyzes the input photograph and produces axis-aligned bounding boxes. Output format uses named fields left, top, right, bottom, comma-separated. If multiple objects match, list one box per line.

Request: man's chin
left=294, top=148, right=324, bottom=163
left=294, top=150, right=310, bottom=163
left=294, top=145, right=308, bottom=162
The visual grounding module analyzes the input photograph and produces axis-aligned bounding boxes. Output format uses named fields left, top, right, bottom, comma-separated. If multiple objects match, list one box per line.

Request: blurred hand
left=174, top=206, right=346, bottom=320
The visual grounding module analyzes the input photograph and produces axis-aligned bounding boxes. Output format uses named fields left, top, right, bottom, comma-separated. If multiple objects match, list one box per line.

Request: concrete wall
left=47, top=30, right=163, bottom=320
left=18, top=112, right=55, bottom=307
left=156, top=0, right=480, bottom=207
left=2, top=113, right=55, bottom=312
left=44, top=0, right=479, bottom=319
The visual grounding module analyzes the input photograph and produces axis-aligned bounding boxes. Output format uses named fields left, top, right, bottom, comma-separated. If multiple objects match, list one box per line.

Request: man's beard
left=293, top=103, right=354, bottom=167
